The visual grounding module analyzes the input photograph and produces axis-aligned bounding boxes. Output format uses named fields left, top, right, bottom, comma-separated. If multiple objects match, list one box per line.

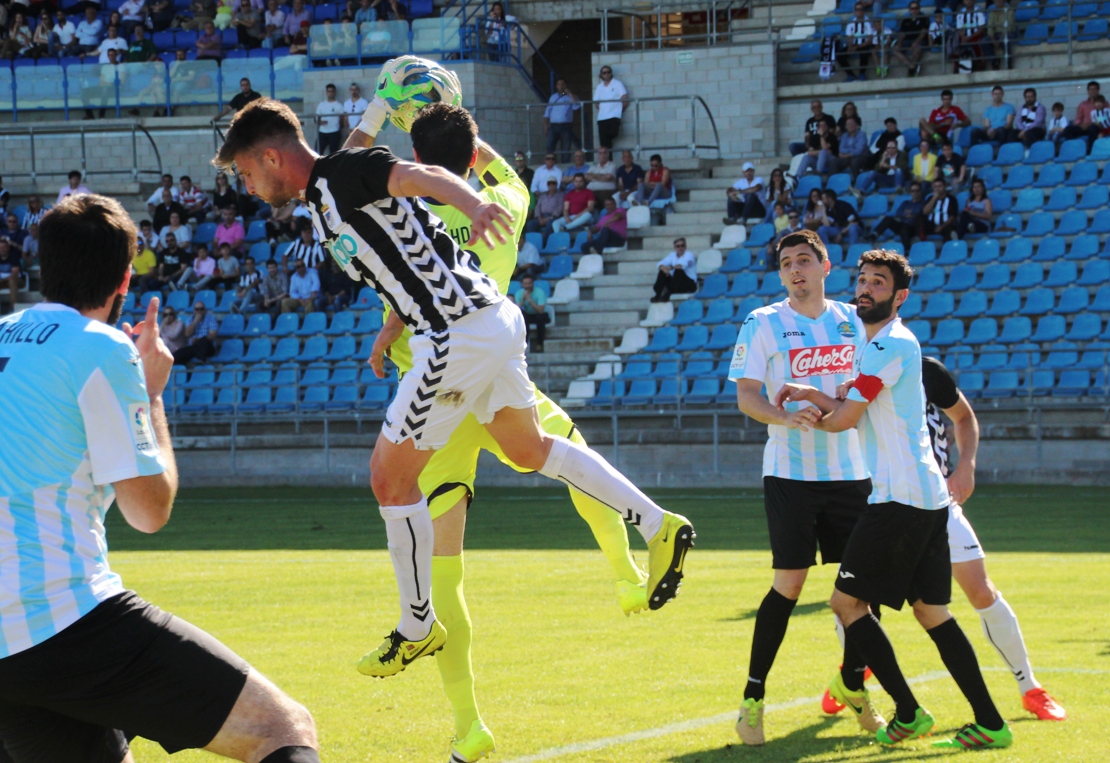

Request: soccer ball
left=375, top=56, right=463, bottom=132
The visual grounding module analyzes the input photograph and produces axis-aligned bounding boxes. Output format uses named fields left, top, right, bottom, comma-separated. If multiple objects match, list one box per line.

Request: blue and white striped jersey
left=0, top=304, right=166, bottom=658
left=847, top=317, right=950, bottom=509
left=729, top=299, right=869, bottom=481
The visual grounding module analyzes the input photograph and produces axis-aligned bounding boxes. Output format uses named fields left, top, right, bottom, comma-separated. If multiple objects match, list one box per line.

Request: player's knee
left=912, top=601, right=950, bottom=630
left=965, top=583, right=997, bottom=611
left=499, top=433, right=552, bottom=471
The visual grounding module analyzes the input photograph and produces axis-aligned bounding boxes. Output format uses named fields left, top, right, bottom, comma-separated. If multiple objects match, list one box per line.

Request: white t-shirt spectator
left=586, top=160, right=616, bottom=192
left=265, top=7, right=285, bottom=30
left=76, top=18, right=103, bottom=46
left=657, top=249, right=697, bottom=279
left=119, top=0, right=145, bottom=21
left=55, top=20, right=77, bottom=46
left=732, top=175, right=765, bottom=202
left=146, top=186, right=180, bottom=205
left=343, top=95, right=368, bottom=132
left=159, top=223, right=191, bottom=249
left=593, top=78, right=628, bottom=122
left=517, top=240, right=542, bottom=269
left=97, top=37, right=129, bottom=63
left=530, top=164, right=562, bottom=194
left=316, top=99, right=345, bottom=134
left=57, top=184, right=91, bottom=204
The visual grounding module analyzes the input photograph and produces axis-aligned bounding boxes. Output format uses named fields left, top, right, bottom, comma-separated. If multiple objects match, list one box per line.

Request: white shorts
left=948, top=503, right=986, bottom=564
left=381, top=300, right=537, bottom=451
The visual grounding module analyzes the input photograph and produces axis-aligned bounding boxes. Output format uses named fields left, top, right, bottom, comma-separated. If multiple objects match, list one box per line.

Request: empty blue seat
left=694, top=273, right=728, bottom=299
left=1019, top=22, right=1049, bottom=44
left=860, top=195, right=888, bottom=219
left=211, top=339, right=244, bottom=364
left=721, top=248, right=752, bottom=273
left=1033, top=163, right=1065, bottom=188
left=906, top=320, right=932, bottom=344
left=703, top=298, right=735, bottom=324
left=1012, top=262, right=1045, bottom=289
left=1079, top=17, right=1109, bottom=40
left=670, top=300, right=703, bottom=326
left=944, top=264, right=977, bottom=292
left=269, top=312, right=299, bottom=337
left=295, top=311, right=327, bottom=337
left=359, top=385, right=392, bottom=410
left=1044, top=186, right=1077, bottom=211
left=651, top=354, right=681, bottom=380
left=1067, top=314, right=1103, bottom=341
left=1030, top=315, right=1066, bottom=342
left=1067, top=161, right=1099, bottom=187
left=212, top=290, right=238, bottom=315
left=248, top=241, right=273, bottom=263
left=1024, top=140, right=1056, bottom=165
left=796, top=175, right=822, bottom=198
left=1093, top=285, right=1110, bottom=311
left=243, top=337, right=272, bottom=362
left=827, top=173, right=852, bottom=194
left=993, top=142, right=1026, bottom=167
left=1025, top=212, right=1056, bottom=237
left=325, top=386, right=359, bottom=411
left=932, top=319, right=965, bottom=346
left=239, top=386, right=273, bottom=414
left=1004, top=165, right=1035, bottom=189
left=900, top=293, right=922, bottom=319
left=675, top=325, right=709, bottom=352
left=352, top=287, right=383, bottom=310
left=1020, top=369, right=1056, bottom=397
left=974, top=344, right=1009, bottom=370
left=622, top=379, right=657, bottom=406
left=217, top=313, right=245, bottom=337
left=1078, top=261, right=1110, bottom=286
left=1012, top=187, right=1044, bottom=213
left=298, top=385, right=331, bottom=412
left=745, top=223, right=776, bottom=249
left=998, top=239, right=1031, bottom=265
left=683, top=352, right=716, bottom=378
left=265, top=385, right=298, bottom=414
left=323, top=336, right=356, bottom=362
left=1054, top=369, right=1090, bottom=396
left=653, top=378, right=687, bottom=405
left=180, top=388, right=214, bottom=414
left=756, top=272, right=786, bottom=296
left=954, top=291, right=988, bottom=317
left=986, top=289, right=1020, bottom=316
left=913, top=268, right=945, bottom=292
left=969, top=239, right=1000, bottom=264
left=706, top=324, right=739, bottom=351
left=957, top=371, right=985, bottom=398
left=1092, top=137, right=1110, bottom=161
left=545, top=253, right=574, bottom=278
left=565, top=231, right=589, bottom=255
left=982, top=371, right=1019, bottom=398
left=966, top=143, right=994, bottom=167
left=1043, top=342, right=1080, bottom=369
left=1020, top=288, right=1056, bottom=315
left=685, top=377, right=722, bottom=404
left=1032, top=236, right=1066, bottom=262
left=791, top=40, right=822, bottom=63
left=616, top=354, right=652, bottom=380
left=643, top=327, right=678, bottom=353
left=1090, top=209, right=1110, bottom=234
left=825, top=269, right=851, bottom=295
left=1055, top=287, right=1089, bottom=314
left=909, top=241, right=936, bottom=266
left=976, top=166, right=1003, bottom=188
left=1067, top=234, right=1100, bottom=261
left=922, top=293, right=955, bottom=319
left=1078, top=185, right=1110, bottom=210
left=1056, top=210, right=1088, bottom=236
left=270, top=337, right=300, bottom=363
left=966, top=317, right=999, bottom=344
left=726, top=273, right=759, bottom=297
left=243, top=220, right=267, bottom=243
left=355, top=310, right=384, bottom=335
left=999, top=316, right=1033, bottom=343
left=1056, top=138, right=1089, bottom=163
left=324, top=311, right=356, bottom=336
left=1044, top=260, right=1078, bottom=287
left=991, top=213, right=1023, bottom=238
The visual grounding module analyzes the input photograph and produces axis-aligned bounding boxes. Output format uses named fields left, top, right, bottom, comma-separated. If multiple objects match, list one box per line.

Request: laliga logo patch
left=730, top=343, right=747, bottom=370
left=128, top=403, right=158, bottom=454
left=837, top=321, right=857, bottom=338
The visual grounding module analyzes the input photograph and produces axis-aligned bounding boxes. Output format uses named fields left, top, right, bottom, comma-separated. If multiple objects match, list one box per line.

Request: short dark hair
left=162, top=173, right=173, bottom=181
left=823, top=188, right=838, bottom=201
left=1088, top=80, right=1099, bottom=89
left=68, top=170, right=82, bottom=180
left=991, top=85, right=1003, bottom=93
left=573, top=172, right=586, bottom=181
left=326, top=83, right=336, bottom=89
left=1024, top=87, right=1036, bottom=97
left=40, top=194, right=135, bottom=311
left=776, top=229, right=827, bottom=262
left=180, top=175, right=191, bottom=182
left=213, top=98, right=304, bottom=172
left=1052, top=101, right=1064, bottom=110
left=859, top=249, right=913, bottom=291
left=244, top=256, right=255, bottom=264
left=140, top=218, right=151, bottom=227
left=410, top=103, right=478, bottom=178
left=940, top=89, right=954, bottom=98
left=650, top=153, right=662, bottom=163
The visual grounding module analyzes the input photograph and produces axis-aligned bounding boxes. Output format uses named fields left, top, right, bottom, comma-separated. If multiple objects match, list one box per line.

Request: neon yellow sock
left=568, top=430, right=643, bottom=583
left=432, top=554, right=480, bottom=738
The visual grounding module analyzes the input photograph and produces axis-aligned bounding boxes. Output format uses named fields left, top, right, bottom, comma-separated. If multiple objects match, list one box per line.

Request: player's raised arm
left=385, top=160, right=514, bottom=247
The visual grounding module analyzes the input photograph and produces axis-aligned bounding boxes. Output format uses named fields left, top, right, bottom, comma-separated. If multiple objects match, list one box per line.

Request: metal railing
left=0, top=121, right=163, bottom=185
left=471, top=94, right=721, bottom=162
left=599, top=0, right=755, bottom=51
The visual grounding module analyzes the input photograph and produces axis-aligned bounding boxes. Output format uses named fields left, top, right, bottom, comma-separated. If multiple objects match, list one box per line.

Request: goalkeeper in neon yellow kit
left=345, top=101, right=658, bottom=763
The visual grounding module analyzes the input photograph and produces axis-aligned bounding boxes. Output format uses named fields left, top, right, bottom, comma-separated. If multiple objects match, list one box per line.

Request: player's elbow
left=113, top=474, right=176, bottom=533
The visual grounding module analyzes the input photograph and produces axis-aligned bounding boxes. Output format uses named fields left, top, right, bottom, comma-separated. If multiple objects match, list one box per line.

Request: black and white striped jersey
left=305, top=147, right=500, bottom=335
left=922, top=356, right=961, bottom=477
left=287, top=238, right=327, bottom=269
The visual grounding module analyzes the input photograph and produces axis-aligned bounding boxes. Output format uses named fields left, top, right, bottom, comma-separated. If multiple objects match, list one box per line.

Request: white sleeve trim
left=78, top=367, right=141, bottom=486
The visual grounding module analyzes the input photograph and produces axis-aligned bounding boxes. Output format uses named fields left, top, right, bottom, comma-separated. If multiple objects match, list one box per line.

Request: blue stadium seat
left=1094, top=285, right=1110, bottom=312
left=352, top=287, right=383, bottom=310
left=616, top=354, right=652, bottom=380
left=1054, top=369, right=1090, bottom=397
left=1011, top=262, right=1045, bottom=289
left=982, top=371, right=1019, bottom=398
left=957, top=371, right=985, bottom=398
left=1020, top=288, right=1056, bottom=315
left=912, top=268, right=945, bottom=292
left=1090, top=209, right=1110, bottom=235
left=1067, top=161, right=1099, bottom=186
left=703, top=298, right=735, bottom=324
left=944, top=264, right=977, bottom=291
left=683, top=352, right=716, bottom=378
left=1056, top=210, right=1088, bottom=236
left=1078, top=260, right=1110, bottom=286
left=1031, top=315, right=1066, bottom=342
left=694, top=273, right=728, bottom=299
left=985, top=289, right=1020, bottom=317
left=745, top=223, right=776, bottom=249
left=243, top=337, right=272, bottom=362
left=1018, top=23, right=1049, bottom=45
left=937, top=241, right=968, bottom=266
left=1093, top=137, right=1110, bottom=161
left=293, top=311, right=325, bottom=337
left=976, top=166, right=1002, bottom=188
left=165, top=290, right=191, bottom=313
left=208, top=386, right=242, bottom=415
left=180, top=388, right=214, bottom=414
left=1012, top=187, right=1043, bottom=213
left=544, top=253, right=573, bottom=278
left=217, top=313, right=245, bottom=338
left=300, top=363, right=329, bottom=389
left=1056, top=138, right=1089, bottom=163
left=324, top=310, right=355, bottom=336
left=1004, top=165, right=1034, bottom=190
left=523, top=232, right=543, bottom=252
left=243, top=220, right=267, bottom=243
left=1023, top=140, right=1056, bottom=166
left=653, top=378, right=687, bottom=405
left=675, top=325, right=709, bottom=352
left=726, top=273, right=759, bottom=297
left=966, top=143, right=994, bottom=167
left=756, top=272, right=786, bottom=296
left=643, top=327, right=678, bottom=353
left=324, top=385, right=359, bottom=412
left=1032, top=236, right=1066, bottom=262
left=1045, top=186, right=1077, bottom=211
left=355, top=384, right=389, bottom=410
left=825, top=269, right=851, bottom=296
left=1043, top=342, right=1080, bottom=370
left=355, top=310, right=384, bottom=335
left=967, top=239, right=1000, bottom=265
left=906, top=320, right=932, bottom=344
left=945, top=346, right=976, bottom=371
left=908, top=241, right=936, bottom=266
left=1023, top=212, right=1055, bottom=237
left=268, top=312, right=299, bottom=337
left=323, top=336, right=356, bottom=362
left=974, top=344, right=1008, bottom=370
left=652, top=354, right=681, bottom=381
left=900, top=293, right=922, bottom=319
left=1044, top=260, right=1078, bottom=287
left=670, top=300, right=703, bottom=326
left=298, top=385, right=330, bottom=412
left=1068, top=314, right=1104, bottom=341
left=860, top=195, right=888, bottom=219
left=248, top=241, right=272, bottom=264
left=999, top=316, right=1033, bottom=343
left=1031, top=165, right=1069, bottom=194
left=824, top=244, right=844, bottom=266
left=932, top=318, right=965, bottom=346
left=998, top=239, right=1031, bottom=266
left=1054, top=287, right=1089, bottom=314
left=685, top=377, right=722, bottom=404
left=564, top=231, right=588, bottom=255
left=706, top=324, right=739, bottom=351
left=183, top=368, right=216, bottom=389
left=1020, top=368, right=1056, bottom=397
left=993, top=142, right=1025, bottom=167
left=238, top=386, right=273, bottom=414
left=622, top=379, right=657, bottom=406
left=270, top=336, right=300, bottom=363
left=734, top=297, right=764, bottom=323
left=1067, top=234, right=1100, bottom=261
left=827, top=174, right=852, bottom=195
left=795, top=175, right=822, bottom=198
left=1078, top=185, right=1110, bottom=210
left=966, top=317, right=999, bottom=344
left=954, top=291, right=987, bottom=317
left=262, top=384, right=296, bottom=414
left=1079, top=17, right=1109, bottom=40
left=791, top=40, right=822, bottom=64
left=991, top=213, right=1022, bottom=237
left=720, top=248, right=752, bottom=273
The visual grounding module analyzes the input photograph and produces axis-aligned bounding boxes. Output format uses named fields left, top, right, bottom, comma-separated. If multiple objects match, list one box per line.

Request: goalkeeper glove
left=356, top=96, right=391, bottom=138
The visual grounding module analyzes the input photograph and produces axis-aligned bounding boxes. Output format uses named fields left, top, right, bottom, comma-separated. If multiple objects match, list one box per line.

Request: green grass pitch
left=107, top=485, right=1110, bottom=762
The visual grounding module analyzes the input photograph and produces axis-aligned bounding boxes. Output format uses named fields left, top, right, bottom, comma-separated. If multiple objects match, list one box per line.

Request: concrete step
left=665, top=211, right=735, bottom=229
left=567, top=310, right=642, bottom=327
left=616, top=260, right=662, bottom=277
left=594, top=285, right=666, bottom=302
left=541, top=337, right=615, bottom=355
left=571, top=274, right=650, bottom=289
left=640, top=233, right=712, bottom=250
left=548, top=321, right=632, bottom=336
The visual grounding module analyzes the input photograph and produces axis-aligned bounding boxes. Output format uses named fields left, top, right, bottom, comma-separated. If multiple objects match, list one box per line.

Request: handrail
left=0, top=120, right=163, bottom=185
left=599, top=0, right=752, bottom=51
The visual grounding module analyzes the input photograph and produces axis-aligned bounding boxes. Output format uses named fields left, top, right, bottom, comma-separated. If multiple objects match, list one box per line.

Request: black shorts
left=763, top=476, right=871, bottom=569
left=0, top=591, right=250, bottom=763
left=835, top=502, right=951, bottom=610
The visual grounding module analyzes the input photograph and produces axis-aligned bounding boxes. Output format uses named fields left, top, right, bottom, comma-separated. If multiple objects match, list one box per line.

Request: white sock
left=379, top=498, right=436, bottom=641
left=835, top=614, right=846, bottom=651
left=538, top=436, right=665, bottom=543
left=977, top=593, right=1038, bottom=695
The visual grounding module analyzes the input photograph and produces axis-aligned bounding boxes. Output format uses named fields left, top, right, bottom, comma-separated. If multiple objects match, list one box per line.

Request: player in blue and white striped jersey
left=728, top=230, right=881, bottom=746
left=778, top=249, right=1013, bottom=751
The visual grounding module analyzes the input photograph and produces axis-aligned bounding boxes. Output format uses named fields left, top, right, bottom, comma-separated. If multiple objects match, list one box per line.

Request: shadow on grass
left=105, top=485, right=1109, bottom=553
left=722, top=600, right=830, bottom=622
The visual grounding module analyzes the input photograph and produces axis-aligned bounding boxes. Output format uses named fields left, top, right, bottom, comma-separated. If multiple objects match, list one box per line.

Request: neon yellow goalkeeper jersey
left=387, top=155, right=530, bottom=373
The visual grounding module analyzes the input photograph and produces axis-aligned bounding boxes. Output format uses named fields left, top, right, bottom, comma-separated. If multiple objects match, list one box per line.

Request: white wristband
left=357, top=98, right=389, bottom=138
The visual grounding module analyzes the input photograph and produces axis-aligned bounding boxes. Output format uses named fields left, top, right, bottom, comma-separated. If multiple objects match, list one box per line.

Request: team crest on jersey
left=837, top=321, right=857, bottom=338
left=789, top=345, right=854, bottom=377
left=320, top=203, right=339, bottom=231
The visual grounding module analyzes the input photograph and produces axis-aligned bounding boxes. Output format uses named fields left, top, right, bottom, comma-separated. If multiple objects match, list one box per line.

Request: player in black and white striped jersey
left=213, top=99, right=695, bottom=679
left=284, top=227, right=327, bottom=271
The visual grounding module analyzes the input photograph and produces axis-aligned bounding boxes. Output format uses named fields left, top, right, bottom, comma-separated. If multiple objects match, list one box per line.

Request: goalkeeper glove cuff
left=356, top=97, right=390, bottom=138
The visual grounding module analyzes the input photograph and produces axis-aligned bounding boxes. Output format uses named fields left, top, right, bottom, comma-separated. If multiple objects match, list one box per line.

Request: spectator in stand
left=724, top=162, right=765, bottom=225
left=513, top=275, right=548, bottom=352
left=353, top=0, right=375, bottom=29
left=142, top=232, right=188, bottom=291
left=958, top=177, right=993, bottom=238
left=174, top=0, right=215, bottom=30
left=177, top=244, right=215, bottom=290
left=159, top=211, right=192, bottom=252
left=179, top=175, right=210, bottom=224
left=265, top=199, right=300, bottom=241
left=284, top=259, right=318, bottom=313
left=530, top=153, right=562, bottom=195
left=1063, top=81, right=1100, bottom=142
left=837, top=101, right=862, bottom=137
left=1015, top=87, right=1046, bottom=147
left=212, top=242, right=241, bottom=288
left=159, top=304, right=186, bottom=353
left=147, top=174, right=180, bottom=216
left=872, top=181, right=926, bottom=248
left=118, top=0, right=146, bottom=39
left=231, top=255, right=262, bottom=312
left=57, top=170, right=91, bottom=204
left=0, top=240, right=21, bottom=309
left=261, top=0, right=284, bottom=48
left=929, top=8, right=953, bottom=53
left=892, top=1, right=929, bottom=77
left=282, top=0, right=311, bottom=43
left=260, top=259, right=289, bottom=318
left=791, top=99, right=837, bottom=156
left=210, top=172, right=238, bottom=219
left=986, top=0, right=1014, bottom=70
left=635, top=153, right=672, bottom=206
left=74, top=7, right=103, bottom=56
left=23, top=223, right=40, bottom=272
left=285, top=225, right=325, bottom=271
left=615, top=150, right=644, bottom=208
left=316, top=83, right=345, bottom=155
left=770, top=203, right=789, bottom=232
left=919, top=89, right=970, bottom=143
left=213, top=206, right=246, bottom=254
left=51, top=10, right=80, bottom=56
left=513, top=237, right=543, bottom=280
left=802, top=187, right=829, bottom=232
left=593, top=64, right=628, bottom=150
left=1047, top=102, right=1068, bottom=144
left=526, top=177, right=563, bottom=239
left=137, top=219, right=158, bottom=252
left=287, top=19, right=310, bottom=55
left=913, top=138, right=938, bottom=183
left=857, top=139, right=907, bottom=193
left=343, top=82, right=368, bottom=133
left=581, top=197, right=627, bottom=254
left=231, top=0, right=263, bottom=48
left=315, top=256, right=354, bottom=313
left=131, top=235, right=158, bottom=290
left=0, top=13, right=33, bottom=60
left=20, top=195, right=45, bottom=231
left=936, top=140, right=967, bottom=191
left=970, top=85, right=1015, bottom=145
left=126, top=23, right=158, bottom=62
left=826, top=116, right=869, bottom=177
left=922, top=177, right=958, bottom=240
left=955, top=0, right=991, bottom=72
left=651, top=237, right=697, bottom=302
left=195, top=19, right=222, bottom=60
left=1090, top=95, right=1110, bottom=140
left=83, top=47, right=124, bottom=117
left=817, top=189, right=862, bottom=246
left=216, top=77, right=261, bottom=120
left=552, top=174, right=595, bottom=234
left=560, top=150, right=590, bottom=190
left=173, top=299, right=218, bottom=364
left=152, top=189, right=185, bottom=231
left=544, top=78, right=581, bottom=161
left=796, top=119, right=838, bottom=176
left=585, top=146, right=616, bottom=195
left=840, top=4, right=877, bottom=82
left=27, top=12, right=53, bottom=59
left=766, top=210, right=804, bottom=269
left=148, top=0, right=176, bottom=31
left=1, top=214, right=26, bottom=260
left=513, top=152, right=534, bottom=192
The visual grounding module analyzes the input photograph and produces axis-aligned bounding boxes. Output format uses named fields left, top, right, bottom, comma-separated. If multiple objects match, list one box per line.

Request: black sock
left=260, top=747, right=320, bottom=763
left=845, top=614, right=919, bottom=723
left=744, top=588, right=797, bottom=701
left=927, top=618, right=1005, bottom=730
left=841, top=607, right=879, bottom=691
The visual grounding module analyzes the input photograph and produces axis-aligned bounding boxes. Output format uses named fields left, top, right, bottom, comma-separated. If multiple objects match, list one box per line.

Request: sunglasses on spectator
left=163, top=310, right=175, bottom=316
left=674, top=243, right=686, bottom=248
left=194, top=306, right=206, bottom=311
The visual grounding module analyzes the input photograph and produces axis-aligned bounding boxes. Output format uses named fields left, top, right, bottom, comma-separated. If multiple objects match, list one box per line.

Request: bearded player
left=213, top=94, right=693, bottom=698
